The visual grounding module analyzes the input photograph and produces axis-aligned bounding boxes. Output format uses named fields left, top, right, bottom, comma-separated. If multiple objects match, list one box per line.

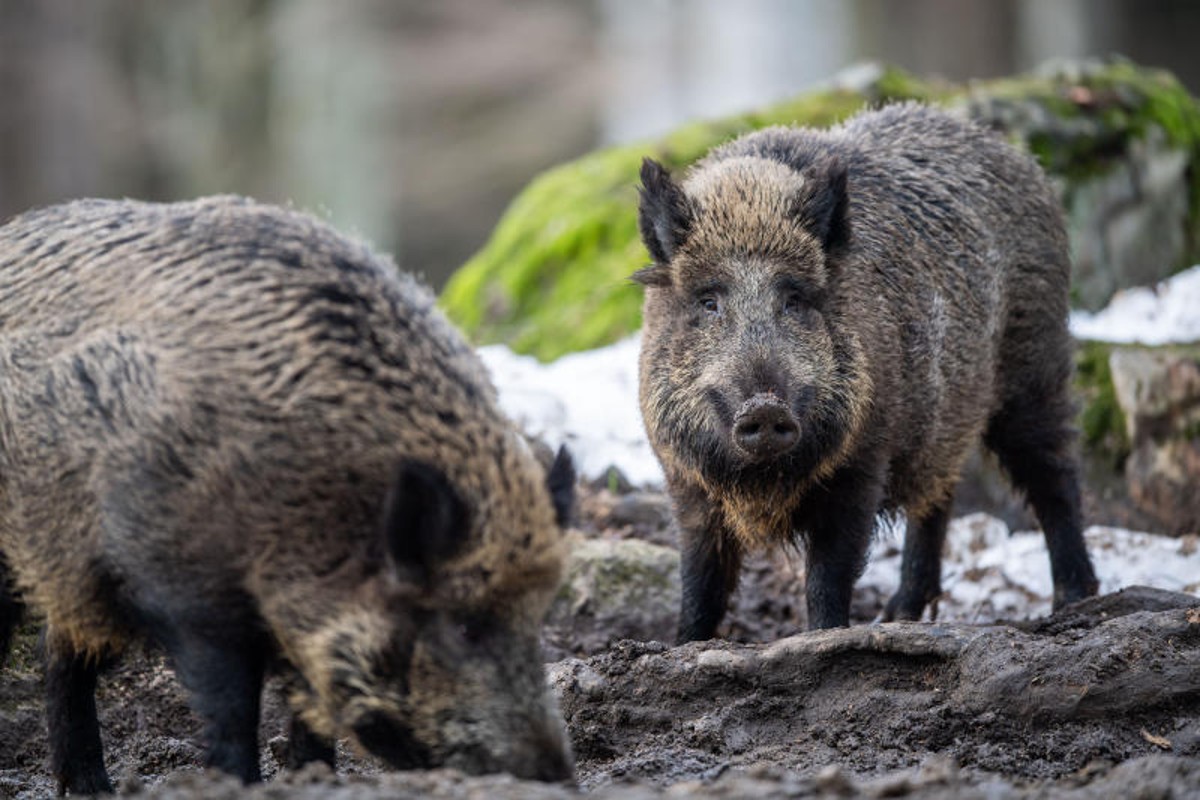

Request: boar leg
left=803, top=469, right=878, bottom=629
left=45, top=633, right=112, bottom=795
left=985, top=394, right=1099, bottom=609
left=0, top=557, right=21, bottom=666
left=675, top=485, right=743, bottom=643
left=882, top=501, right=951, bottom=621
left=286, top=715, right=336, bottom=770
left=167, top=632, right=266, bottom=783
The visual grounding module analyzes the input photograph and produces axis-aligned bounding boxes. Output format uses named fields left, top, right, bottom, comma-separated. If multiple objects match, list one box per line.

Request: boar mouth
left=731, top=392, right=800, bottom=462
left=352, top=711, right=432, bottom=769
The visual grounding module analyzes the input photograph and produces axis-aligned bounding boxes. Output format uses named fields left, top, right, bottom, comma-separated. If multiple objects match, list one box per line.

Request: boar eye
left=697, top=294, right=721, bottom=315
left=780, top=281, right=823, bottom=320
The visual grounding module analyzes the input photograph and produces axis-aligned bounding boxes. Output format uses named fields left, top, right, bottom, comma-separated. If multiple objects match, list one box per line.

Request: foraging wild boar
left=0, top=197, right=576, bottom=792
left=635, top=103, right=1099, bottom=642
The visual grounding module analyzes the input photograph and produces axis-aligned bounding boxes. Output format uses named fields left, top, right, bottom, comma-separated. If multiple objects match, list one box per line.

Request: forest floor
left=2, top=481, right=1199, bottom=799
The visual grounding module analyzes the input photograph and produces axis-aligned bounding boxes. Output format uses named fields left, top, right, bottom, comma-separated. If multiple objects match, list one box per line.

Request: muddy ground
left=2, top=481, right=1199, bottom=799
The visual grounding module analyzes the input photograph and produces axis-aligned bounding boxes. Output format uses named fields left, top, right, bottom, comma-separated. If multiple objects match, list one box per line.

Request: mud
left=3, top=484, right=1199, bottom=799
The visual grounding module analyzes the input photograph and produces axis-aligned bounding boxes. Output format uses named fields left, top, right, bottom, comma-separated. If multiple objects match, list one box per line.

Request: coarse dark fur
left=635, top=103, right=1099, bottom=642
left=0, top=197, right=576, bottom=792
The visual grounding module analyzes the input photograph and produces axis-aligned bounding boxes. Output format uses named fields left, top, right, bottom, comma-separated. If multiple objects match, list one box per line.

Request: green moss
left=870, top=66, right=943, bottom=104
left=442, top=60, right=1200, bottom=362
left=606, top=467, right=622, bottom=495
left=439, top=149, right=647, bottom=360
left=1074, top=340, right=1129, bottom=468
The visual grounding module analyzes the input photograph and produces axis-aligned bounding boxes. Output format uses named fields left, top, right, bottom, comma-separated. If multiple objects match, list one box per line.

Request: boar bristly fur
left=0, top=197, right=575, bottom=792
left=636, top=103, right=1099, bottom=642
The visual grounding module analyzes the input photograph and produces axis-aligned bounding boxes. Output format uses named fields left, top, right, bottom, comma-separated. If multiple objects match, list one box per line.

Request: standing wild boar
left=0, top=197, right=576, bottom=792
left=635, top=103, right=1099, bottom=642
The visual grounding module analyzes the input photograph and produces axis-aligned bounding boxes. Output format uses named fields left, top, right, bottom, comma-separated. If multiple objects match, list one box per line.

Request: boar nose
left=733, top=393, right=799, bottom=460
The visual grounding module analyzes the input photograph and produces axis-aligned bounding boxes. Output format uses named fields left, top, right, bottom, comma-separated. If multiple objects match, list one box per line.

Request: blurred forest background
left=2, top=0, right=1199, bottom=290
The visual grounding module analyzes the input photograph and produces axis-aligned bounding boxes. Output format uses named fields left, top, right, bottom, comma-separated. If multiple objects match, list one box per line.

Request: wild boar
left=0, top=196, right=575, bottom=792
left=635, top=103, right=1099, bottom=642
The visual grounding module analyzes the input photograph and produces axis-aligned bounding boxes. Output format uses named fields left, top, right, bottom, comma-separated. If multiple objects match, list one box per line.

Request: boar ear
left=381, top=460, right=469, bottom=578
left=630, top=263, right=671, bottom=287
left=637, top=157, right=692, bottom=273
left=545, top=445, right=576, bottom=528
left=795, top=158, right=850, bottom=253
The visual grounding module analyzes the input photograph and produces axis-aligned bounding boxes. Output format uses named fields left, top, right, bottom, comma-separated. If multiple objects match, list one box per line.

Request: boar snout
left=352, top=712, right=432, bottom=770
left=733, top=393, right=799, bottom=461
left=521, top=728, right=576, bottom=784
left=442, top=711, right=575, bottom=784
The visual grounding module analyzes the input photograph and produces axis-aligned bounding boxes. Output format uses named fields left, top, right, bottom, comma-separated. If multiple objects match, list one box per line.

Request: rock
left=1109, top=346, right=1200, bottom=534
left=1125, top=439, right=1200, bottom=535
left=442, top=58, right=1200, bottom=361
left=543, top=535, right=680, bottom=658
left=1109, top=347, right=1200, bottom=443
left=608, top=492, right=674, bottom=532
left=1066, top=129, right=1190, bottom=310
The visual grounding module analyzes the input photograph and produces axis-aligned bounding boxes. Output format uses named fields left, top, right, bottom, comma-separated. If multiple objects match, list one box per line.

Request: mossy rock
left=442, top=59, right=1200, bottom=362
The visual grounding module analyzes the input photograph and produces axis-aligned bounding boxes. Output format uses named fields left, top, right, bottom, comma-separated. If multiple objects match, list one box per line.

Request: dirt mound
left=557, top=589, right=1200, bottom=790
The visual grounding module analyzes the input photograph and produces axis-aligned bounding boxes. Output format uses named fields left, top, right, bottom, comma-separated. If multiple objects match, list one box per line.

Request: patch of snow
left=1069, top=264, right=1200, bottom=345
left=479, top=337, right=664, bottom=486
left=861, top=513, right=1200, bottom=622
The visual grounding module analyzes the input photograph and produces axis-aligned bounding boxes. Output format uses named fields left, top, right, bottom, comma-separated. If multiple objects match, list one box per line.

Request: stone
left=608, top=491, right=674, bottom=531
left=543, top=535, right=680, bottom=658
left=1066, top=131, right=1190, bottom=310
left=1125, top=439, right=1200, bottom=535
left=1109, top=347, right=1200, bottom=443
left=1109, top=346, right=1200, bottom=534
